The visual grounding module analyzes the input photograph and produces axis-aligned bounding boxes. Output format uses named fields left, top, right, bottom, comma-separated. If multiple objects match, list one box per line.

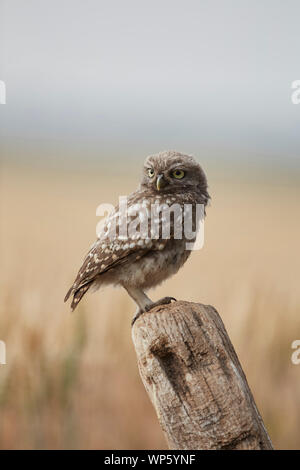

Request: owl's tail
left=64, top=283, right=91, bottom=311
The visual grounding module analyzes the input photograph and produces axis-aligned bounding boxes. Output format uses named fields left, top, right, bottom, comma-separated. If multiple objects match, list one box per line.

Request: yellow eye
left=172, top=169, right=185, bottom=179
left=147, top=168, right=155, bottom=178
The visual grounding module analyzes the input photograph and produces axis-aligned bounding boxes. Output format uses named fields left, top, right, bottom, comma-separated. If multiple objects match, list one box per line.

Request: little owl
left=65, top=151, right=210, bottom=324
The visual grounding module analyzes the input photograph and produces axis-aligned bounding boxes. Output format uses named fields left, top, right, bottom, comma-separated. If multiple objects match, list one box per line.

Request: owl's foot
left=131, top=297, right=176, bottom=326
left=145, top=296, right=176, bottom=311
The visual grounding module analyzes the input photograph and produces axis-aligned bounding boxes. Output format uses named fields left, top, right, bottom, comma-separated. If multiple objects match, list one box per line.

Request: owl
left=65, top=151, right=210, bottom=324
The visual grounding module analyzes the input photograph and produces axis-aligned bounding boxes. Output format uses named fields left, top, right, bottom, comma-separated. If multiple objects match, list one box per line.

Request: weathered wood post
left=132, top=300, right=273, bottom=450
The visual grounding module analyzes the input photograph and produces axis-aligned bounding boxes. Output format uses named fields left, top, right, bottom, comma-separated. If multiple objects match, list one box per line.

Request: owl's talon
left=131, top=297, right=176, bottom=325
left=145, top=296, right=176, bottom=312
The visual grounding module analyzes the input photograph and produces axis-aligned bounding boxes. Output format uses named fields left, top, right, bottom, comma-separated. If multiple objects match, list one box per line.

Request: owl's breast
left=112, top=239, right=190, bottom=289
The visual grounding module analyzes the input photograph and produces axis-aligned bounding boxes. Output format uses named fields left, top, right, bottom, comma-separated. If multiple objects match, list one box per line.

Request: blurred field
left=0, top=162, right=300, bottom=449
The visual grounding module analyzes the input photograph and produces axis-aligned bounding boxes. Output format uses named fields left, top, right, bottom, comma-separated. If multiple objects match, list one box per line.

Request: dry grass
left=0, top=162, right=299, bottom=449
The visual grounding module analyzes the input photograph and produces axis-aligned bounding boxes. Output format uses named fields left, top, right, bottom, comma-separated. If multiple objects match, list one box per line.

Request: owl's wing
left=64, top=236, right=154, bottom=301
left=64, top=195, right=169, bottom=306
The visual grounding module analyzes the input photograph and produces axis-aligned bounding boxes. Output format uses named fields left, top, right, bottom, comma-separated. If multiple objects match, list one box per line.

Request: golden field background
left=0, top=162, right=300, bottom=449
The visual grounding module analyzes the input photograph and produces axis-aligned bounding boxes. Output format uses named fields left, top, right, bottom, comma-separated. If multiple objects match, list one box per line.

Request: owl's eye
left=172, top=169, right=185, bottom=179
left=147, top=168, right=155, bottom=178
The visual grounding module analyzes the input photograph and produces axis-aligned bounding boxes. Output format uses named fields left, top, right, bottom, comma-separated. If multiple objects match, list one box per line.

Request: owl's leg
left=122, top=285, right=153, bottom=325
left=131, top=307, right=144, bottom=326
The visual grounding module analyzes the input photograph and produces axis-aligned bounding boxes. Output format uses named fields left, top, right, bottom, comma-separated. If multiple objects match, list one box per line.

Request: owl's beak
left=156, top=174, right=167, bottom=191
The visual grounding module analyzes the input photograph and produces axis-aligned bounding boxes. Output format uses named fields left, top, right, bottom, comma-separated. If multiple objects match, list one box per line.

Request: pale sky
left=1, top=0, right=300, bottom=168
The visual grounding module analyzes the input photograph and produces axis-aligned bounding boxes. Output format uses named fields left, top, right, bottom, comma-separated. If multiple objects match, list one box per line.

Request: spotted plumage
left=65, top=150, right=210, bottom=322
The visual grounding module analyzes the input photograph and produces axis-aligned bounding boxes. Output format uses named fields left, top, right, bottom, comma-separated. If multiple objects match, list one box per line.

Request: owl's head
left=141, top=150, right=209, bottom=203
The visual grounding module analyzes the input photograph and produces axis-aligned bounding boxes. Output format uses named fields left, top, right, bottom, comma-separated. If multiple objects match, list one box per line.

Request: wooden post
left=131, top=300, right=273, bottom=450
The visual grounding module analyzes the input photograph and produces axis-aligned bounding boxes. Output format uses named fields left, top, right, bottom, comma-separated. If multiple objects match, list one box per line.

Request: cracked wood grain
left=132, top=300, right=273, bottom=450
